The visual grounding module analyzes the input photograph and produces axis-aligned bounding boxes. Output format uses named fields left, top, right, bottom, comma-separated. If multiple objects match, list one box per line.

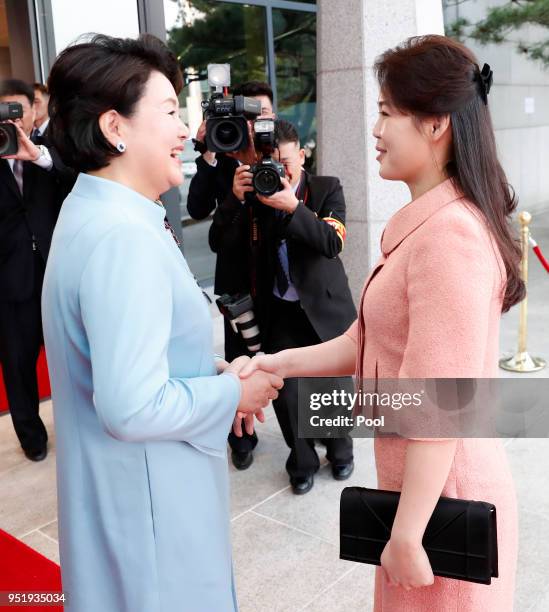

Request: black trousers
left=264, top=296, right=353, bottom=479
left=225, top=317, right=259, bottom=454
left=0, top=254, right=48, bottom=452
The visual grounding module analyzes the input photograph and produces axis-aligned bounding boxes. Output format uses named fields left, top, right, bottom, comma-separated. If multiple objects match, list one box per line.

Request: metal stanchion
left=500, top=211, right=546, bottom=373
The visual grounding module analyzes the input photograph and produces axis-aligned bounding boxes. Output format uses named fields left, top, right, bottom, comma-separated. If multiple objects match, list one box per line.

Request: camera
left=216, top=293, right=262, bottom=354
left=202, top=94, right=261, bottom=153
left=201, top=64, right=261, bottom=153
left=0, top=102, right=23, bottom=156
left=250, top=119, right=285, bottom=197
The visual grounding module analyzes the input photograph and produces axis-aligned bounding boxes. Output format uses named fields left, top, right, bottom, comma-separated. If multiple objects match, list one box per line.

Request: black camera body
left=202, top=93, right=261, bottom=153
left=0, top=102, right=23, bottom=156
left=250, top=118, right=285, bottom=197
left=251, top=157, right=285, bottom=198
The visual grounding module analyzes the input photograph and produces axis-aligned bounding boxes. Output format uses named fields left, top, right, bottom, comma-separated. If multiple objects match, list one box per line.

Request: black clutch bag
left=340, top=487, right=498, bottom=585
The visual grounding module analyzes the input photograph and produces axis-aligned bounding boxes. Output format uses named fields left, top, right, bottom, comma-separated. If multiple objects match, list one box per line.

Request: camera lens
left=254, top=167, right=280, bottom=197
left=210, top=119, right=244, bottom=152
left=0, top=126, right=9, bottom=156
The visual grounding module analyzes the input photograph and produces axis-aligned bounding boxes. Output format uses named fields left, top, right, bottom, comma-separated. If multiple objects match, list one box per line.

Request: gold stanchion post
left=500, top=211, right=546, bottom=373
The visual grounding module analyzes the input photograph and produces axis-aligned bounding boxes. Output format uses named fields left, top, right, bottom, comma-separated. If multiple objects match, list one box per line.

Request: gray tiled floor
left=1, top=209, right=548, bottom=611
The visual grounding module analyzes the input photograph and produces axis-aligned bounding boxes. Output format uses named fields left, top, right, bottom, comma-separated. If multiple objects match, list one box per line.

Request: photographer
left=210, top=119, right=356, bottom=494
left=187, top=81, right=275, bottom=470
left=0, top=79, right=68, bottom=461
left=187, top=81, right=275, bottom=221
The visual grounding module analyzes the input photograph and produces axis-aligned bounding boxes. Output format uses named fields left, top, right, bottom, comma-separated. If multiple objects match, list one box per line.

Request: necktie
left=163, top=215, right=181, bottom=247
left=275, top=237, right=290, bottom=297
left=31, top=129, right=44, bottom=145
left=13, top=160, right=24, bottom=195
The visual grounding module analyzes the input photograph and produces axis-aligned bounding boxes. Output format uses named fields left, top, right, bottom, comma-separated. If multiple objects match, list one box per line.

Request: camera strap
left=295, top=171, right=309, bottom=207
left=248, top=195, right=260, bottom=300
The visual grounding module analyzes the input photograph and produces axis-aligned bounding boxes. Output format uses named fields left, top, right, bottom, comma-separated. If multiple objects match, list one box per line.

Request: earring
left=116, top=141, right=126, bottom=153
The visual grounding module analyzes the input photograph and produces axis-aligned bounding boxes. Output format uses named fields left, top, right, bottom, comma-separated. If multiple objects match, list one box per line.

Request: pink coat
left=346, top=178, right=518, bottom=611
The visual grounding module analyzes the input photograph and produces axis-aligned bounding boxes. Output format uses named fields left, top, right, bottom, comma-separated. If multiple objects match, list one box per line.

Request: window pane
left=165, top=0, right=267, bottom=285
left=273, top=8, right=317, bottom=172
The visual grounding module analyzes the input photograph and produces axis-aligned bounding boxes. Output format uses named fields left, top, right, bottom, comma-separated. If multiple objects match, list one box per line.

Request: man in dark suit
left=0, top=79, right=67, bottom=461
left=210, top=119, right=356, bottom=494
left=187, top=81, right=275, bottom=470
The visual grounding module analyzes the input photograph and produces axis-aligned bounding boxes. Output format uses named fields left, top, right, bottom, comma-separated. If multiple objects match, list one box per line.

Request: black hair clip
left=476, top=63, right=493, bottom=105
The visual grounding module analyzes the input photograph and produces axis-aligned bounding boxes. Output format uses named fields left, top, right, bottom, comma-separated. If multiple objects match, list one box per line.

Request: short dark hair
left=47, top=33, right=183, bottom=172
left=33, top=83, right=49, bottom=96
left=0, top=79, right=34, bottom=106
left=275, top=119, right=300, bottom=147
left=233, top=81, right=273, bottom=104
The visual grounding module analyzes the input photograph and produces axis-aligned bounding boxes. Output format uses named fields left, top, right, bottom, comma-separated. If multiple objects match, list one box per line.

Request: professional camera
left=201, top=64, right=261, bottom=153
left=216, top=293, right=262, bottom=355
left=250, top=119, right=285, bottom=197
left=0, top=102, right=23, bottom=156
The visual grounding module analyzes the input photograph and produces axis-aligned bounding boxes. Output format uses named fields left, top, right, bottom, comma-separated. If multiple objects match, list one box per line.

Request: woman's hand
left=232, top=408, right=265, bottom=438
left=238, top=352, right=288, bottom=380
left=380, top=537, right=434, bottom=590
left=215, top=358, right=229, bottom=374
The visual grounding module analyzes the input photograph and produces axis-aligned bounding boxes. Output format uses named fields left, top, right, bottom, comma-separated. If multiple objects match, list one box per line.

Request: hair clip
left=476, top=63, right=493, bottom=105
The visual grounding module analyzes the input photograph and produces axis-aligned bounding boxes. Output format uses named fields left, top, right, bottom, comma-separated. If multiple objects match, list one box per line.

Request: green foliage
left=445, top=0, right=549, bottom=68
left=166, top=2, right=267, bottom=86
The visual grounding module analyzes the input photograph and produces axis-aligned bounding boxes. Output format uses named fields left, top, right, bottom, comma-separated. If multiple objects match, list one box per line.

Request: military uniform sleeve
left=282, top=177, right=347, bottom=258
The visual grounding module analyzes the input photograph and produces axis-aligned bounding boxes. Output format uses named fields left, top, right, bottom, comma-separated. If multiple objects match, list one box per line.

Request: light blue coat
left=42, top=173, right=241, bottom=612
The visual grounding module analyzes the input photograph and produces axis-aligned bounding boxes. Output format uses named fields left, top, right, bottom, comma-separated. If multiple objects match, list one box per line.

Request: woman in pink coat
left=240, top=35, right=523, bottom=611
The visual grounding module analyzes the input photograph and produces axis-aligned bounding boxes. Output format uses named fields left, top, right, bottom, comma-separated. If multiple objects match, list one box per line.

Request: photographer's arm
left=5, top=123, right=53, bottom=170
left=208, top=165, right=252, bottom=252
left=265, top=177, right=346, bottom=258
left=289, top=177, right=346, bottom=258
left=187, top=155, right=220, bottom=220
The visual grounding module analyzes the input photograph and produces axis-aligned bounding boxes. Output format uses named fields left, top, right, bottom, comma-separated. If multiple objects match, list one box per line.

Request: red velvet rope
left=530, top=236, right=549, bottom=273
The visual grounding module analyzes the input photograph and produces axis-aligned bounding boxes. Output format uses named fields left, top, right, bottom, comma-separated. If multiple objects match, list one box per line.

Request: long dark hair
left=374, top=34, right=524, bottom=312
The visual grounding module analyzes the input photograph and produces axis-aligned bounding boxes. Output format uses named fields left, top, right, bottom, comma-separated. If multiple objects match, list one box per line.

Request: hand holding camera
left=0, top=101, right=41, bottom=161
left=232, top=164, right=254, bottom=201
left=256, top=176, right=298, bottom=213
left=3, top=122, right=41, bottom=162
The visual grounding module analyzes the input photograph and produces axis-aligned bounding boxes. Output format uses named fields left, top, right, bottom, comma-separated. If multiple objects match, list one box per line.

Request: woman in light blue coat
left=42, top=34, right=282, bottom=612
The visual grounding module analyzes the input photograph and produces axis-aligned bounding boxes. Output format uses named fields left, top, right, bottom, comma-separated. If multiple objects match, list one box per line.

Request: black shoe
left=231, top=450, right=254, bottom=471
left=290, top=474, right=314, bottom=495
left=331, top=461, right=354, bottom=481
left=23, top=445, right=48, bottom=462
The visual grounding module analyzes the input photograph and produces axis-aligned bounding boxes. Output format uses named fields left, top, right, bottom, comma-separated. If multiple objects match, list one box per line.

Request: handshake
left=218, top=354, right=286, bottom=437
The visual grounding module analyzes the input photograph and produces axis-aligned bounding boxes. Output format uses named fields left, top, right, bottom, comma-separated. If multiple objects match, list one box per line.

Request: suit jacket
left=187, top=154, right=238, bottom=221
left=187, top=154, right=247, bottom=296
left=42, top=173, right=240, bottom=611
left=346, top=177, right=506, bottom=380
left=209, top=171, right=357, bottom=341
left=343, top=179, right=518, bottom=612
left=0, top=158, right=64, bottom=301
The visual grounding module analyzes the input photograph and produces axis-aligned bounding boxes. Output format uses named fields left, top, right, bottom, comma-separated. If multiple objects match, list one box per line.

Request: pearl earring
left=116, top=141, right=126, bottom=153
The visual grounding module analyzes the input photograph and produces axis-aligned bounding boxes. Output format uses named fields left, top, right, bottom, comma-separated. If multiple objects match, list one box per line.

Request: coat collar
left=71, top=172, right=167, bottom=228
left=381, top=178, right=464, bottom=256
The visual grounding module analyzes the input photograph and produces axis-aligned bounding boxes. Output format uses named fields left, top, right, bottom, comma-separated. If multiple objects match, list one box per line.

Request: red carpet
left=0, top=529, right=62, bottom=610
left=0, top=348, right=51, bottom=414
